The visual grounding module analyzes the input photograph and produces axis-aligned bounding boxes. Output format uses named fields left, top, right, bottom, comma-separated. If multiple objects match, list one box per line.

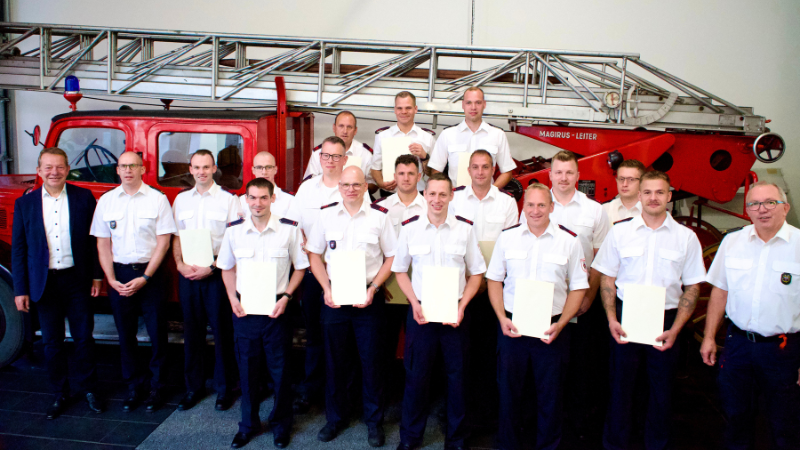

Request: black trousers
left=467, top=290, right=498, bottom=428
left=298, top=270, right=324, bottom=398
left=604, top=300, right=678, bottom=450
left=400, top=307, right=471, bottom=448
left=35, top=267, right=97, bottom=396
left=566, top=292, right=609, bottom=428
left=321, top=291, right=386, bottom=428
left=179, top=271, right=236, bottom=394
left=718, top=326, right=800, bottom=450
left=497, top=314, right=570, bottom=450
left=233, top=313, right=293, bottom=436
left=108, top=263, right=168, bottom=392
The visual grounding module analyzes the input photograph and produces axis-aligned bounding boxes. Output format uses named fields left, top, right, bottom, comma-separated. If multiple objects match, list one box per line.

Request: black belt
left=48, top=266, right=75, bottom=275
left=114, top=262, right=149, bottom=272
left=730, top=323, right=794, bottom=344
left=505, top=310, right=562, bottom=324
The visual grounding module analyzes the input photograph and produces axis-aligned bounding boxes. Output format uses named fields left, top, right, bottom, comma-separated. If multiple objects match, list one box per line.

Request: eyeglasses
left=339, top=182, right=363, bottom=190
left=320, top=153, right=344, bottom=162
left=118, top=164, right=142, bottom=171
left=253, top=165, right=276, bottom=171
left=746, top=200, right=786, bottom=211
left=617, top=177, right=640, bottom=184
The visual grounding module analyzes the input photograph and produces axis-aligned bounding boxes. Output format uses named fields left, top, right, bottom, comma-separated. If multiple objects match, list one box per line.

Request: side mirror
left=24, top=125, right=42, bottom=146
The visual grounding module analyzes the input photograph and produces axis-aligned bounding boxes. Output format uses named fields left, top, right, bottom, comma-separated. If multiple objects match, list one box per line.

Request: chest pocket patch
left=409, top=245, right=431, bottom=256
left=234, top=248, right=254, bottom=258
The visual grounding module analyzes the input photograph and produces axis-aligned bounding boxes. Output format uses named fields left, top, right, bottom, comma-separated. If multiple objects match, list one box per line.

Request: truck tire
left=0, top=279, right=24, bottom=368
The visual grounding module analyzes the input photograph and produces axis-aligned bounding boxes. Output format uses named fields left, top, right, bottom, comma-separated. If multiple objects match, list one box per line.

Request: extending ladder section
left=0, top=22, right=766, bottom=134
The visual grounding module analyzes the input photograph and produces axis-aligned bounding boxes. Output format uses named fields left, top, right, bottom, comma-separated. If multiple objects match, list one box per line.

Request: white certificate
left=381, top=137, right=413, bottom=182
left=344, top=155, right=362, bottom=171
left=179, top=229, right=214, bottom=267
left=456, top=152, right=472, bottom=187
left=621, top=284, right=666, bottom=346
left=421, top=265, right=459, bottom=323
left=239, top=261, right=277, bottom=315
left=330, top=250, right=367, bottom=306
left=478, top=241, right=496, bottom=267
left=513, top=279, right=555, bottom=339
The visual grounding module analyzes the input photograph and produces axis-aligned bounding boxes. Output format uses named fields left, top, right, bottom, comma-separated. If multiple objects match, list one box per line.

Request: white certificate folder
left=513, top=279, right=555, bottom=339
left=330, top=250, right=367, bottom=306
left=620, top=284, right=666, bottom=346
left=421, top=265, right=459, bottom=323
left=239, top=261, right=277, bottom=315
left=179, top=229, right=214, bottom=266
left=381, top=137, right=412, bottom=182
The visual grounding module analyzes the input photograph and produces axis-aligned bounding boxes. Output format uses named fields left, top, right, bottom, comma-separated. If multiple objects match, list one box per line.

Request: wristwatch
left=279, top=292, right=293, bottom=301
left=420, top=152, right=430, bottom=162
left=142, top=274, right=151, bottom=282
left=368, top=282, right=379, bottom=290
left=209, top=264, right=216, bottom=271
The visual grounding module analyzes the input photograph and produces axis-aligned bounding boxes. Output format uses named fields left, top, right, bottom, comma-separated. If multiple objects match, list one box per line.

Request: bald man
left=306, top=166, right=397, bottom=446
left=240, top=151, right=294, bottom=219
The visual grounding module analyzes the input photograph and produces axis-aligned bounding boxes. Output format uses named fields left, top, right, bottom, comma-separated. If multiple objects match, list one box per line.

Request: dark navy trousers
left=497, top=314, right=570, bottom=450
left=298, top=270, right=325, bottom=399
left=232, top=312, right=293, bottom=436
left=36, top=267, right=97, bottom=396
left=718, top=326, right=800, bottom=450
left=321, top=290, right=386, bottom=428
left=604, top=300, right=678, bottom=450
left=108, top=263, right=168, bottom=392
left=179, top=271, right=236, bottom=394
left=400, top=307, right=471, bottom=448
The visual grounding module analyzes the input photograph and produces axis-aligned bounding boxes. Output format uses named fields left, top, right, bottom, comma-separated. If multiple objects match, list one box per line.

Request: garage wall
left=8, top=0, right=800, bottom=226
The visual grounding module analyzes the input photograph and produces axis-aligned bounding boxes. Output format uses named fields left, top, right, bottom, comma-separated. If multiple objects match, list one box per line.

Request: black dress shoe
left=85, top=393, right=104, bottom=414
left=396, top=443, right=418, bottom=450
left=368, top=424, right=385, bottom=447
left=215, top=392, right=234, bottom=411
left=144, top=389, right=164, bottom=413
left=231, top=431, right=253, bottom=448
left=292, top=395, right=310, bottom=414
left=273, top=433, right=290, bottom=448
left=317, top=422, right=341, bottom=442
left=46, top=396, right=67, bottom=420
left=122, top=391, right=139, bottom=412
left=178, top=390, right=204, bottom=411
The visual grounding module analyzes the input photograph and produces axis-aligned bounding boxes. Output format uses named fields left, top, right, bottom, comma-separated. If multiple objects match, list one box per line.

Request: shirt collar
left=456, top=119, right=491, bottom=134
left=190, top=182, right=220, bottom=197
left=117, top=182, right=149, bottom=197
left=42, top=185, right=66, bottom=199
left=551, top=188, right=582, bottom=206
left=388, top=191, right=425, bottom=208
left=748, top=220, right=792, bottom=243
left=336, top=198, right=369, bottom=217
left=390, top=123, right=422, bottom=137
left=631, top=213, right=674, bottom=231
left=421, top=213, right=456, bottom=230
left=245, top=212, right=279, bottom=235
left=467, top=184, right=497, bottom=200
left=614, top=197, right=641, bottom=212
left=521, top=220, right=557, bottom=238
left=346, top=139, right=362, bottom=155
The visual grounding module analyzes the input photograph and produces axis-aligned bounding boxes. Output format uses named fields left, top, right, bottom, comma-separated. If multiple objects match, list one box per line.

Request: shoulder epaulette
left=374, top=126, right=390, bottom=134
left=456, top=215, right=473, bottom=225
left=443, top=124, right=457, bottom=130
left=613, top=217, right=634, bottom=226
left=421, top=127, right=436, bottom=136
left=722, top=225, right=745, bottom=237
left=284, top=190, right=296, bottom=196
left=313, top=144, right=322, bottom=151
left=279, top=217, right=298, bottom=227
left=559, top=224, right=577, bottom=237
left=402, top=215, right=419, bottom=226
left=302, top=174, right=313, bottom=182
left=372, top=196, right=389, bottom=205
left=321, top=202, right=338, bottom=210
left=503, top=223, right=521, bottom=232
left=370, top=203, right=389, bottom=214
left=227, top=218, right=244, bottom=228
left=500, top=189, right=514, bottom=198
left=453, top=185, right=467, bottom=192
left=363, top=142, right=373, bottom=153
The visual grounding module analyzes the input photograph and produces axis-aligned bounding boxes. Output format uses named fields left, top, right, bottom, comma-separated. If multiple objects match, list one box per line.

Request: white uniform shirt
left=90, top=183, right=177, bottom=264
left=306, top=201, right=398, bottom=284
left=486, top=222, right=589, bottom=315
left=286, top=175, right=343, bottom=238
left=706, top=222, right=800, bottom=336
left=521, top=190, right=610, bottom=267
left=602, top=197, right=642, bottom=226
left=428, top=120, right=516, bottom=182
left=592, top=214, right=706, bottom=310
left=42, top=187, right=73, bottom=269
left=239, top=186, right=293, bottom=221
left=172, top=183, right=241, bottom=256
left=391, top=213, right=487, bottom=301
left=449, top=185, right=518, bottom=242
left=304, top=138, right=375, bottom=185
left=217, top=213, right=309, bottom=294
left=372, top=124, right=435, bottom=192
left=374, top=192, right=427, bottom=236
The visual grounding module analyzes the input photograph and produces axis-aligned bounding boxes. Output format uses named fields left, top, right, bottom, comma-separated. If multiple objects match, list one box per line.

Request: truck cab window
left=57, top=127, right=126, bottom=184
left=158, top=132, right=244, bottom=190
